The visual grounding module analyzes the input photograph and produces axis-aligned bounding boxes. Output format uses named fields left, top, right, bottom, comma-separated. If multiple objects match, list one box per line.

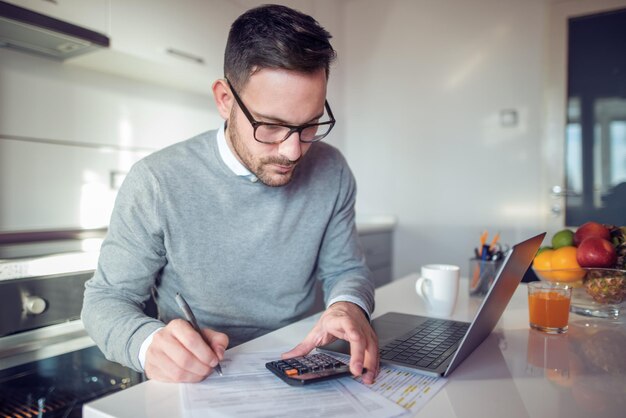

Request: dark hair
left=224, top=4, right=336, bottom=90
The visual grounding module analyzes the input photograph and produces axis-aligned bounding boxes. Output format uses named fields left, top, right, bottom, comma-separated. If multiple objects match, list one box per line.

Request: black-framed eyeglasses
left=226, top=78, right=336, bottom=144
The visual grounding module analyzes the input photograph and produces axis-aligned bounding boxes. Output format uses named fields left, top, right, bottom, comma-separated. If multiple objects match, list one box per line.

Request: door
left=544, top=0, right=626, bottom=233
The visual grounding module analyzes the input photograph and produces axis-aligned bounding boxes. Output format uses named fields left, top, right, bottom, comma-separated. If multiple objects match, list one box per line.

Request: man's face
left=226, top=68, right=328, bottom=187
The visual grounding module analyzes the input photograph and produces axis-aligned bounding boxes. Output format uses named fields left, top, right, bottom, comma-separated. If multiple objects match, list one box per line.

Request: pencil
left=489, top=232, right=501, bottom=252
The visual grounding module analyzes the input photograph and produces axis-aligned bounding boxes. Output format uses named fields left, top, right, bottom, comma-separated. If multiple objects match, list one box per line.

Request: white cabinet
left=3, top=0, right=109, bottom=34
left=70, top=0, right=243, bottom=96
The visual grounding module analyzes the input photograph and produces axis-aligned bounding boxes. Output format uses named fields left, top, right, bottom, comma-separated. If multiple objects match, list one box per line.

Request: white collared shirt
left=216, top=125, right=258, bottom=182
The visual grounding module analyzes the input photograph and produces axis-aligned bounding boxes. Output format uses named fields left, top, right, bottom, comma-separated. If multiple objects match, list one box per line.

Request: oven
left=0, top=233, right=144, bottom=417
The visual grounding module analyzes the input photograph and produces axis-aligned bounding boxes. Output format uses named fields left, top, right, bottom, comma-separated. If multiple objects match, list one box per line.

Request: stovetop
left=0, top=345, right=143, bottom=418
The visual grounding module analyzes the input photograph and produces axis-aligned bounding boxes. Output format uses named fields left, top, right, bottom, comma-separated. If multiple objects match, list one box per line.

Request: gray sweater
left=81, top=130, right=374, bottom=371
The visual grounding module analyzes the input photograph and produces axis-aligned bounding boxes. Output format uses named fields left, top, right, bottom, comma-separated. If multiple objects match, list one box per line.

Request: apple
left=576, top=237, right=617, bottom=268
left=573, top=222, right=611, bottom=246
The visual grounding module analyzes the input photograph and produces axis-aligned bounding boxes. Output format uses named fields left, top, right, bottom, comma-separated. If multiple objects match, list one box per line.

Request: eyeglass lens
left=254, top=123, right=332, bottom=144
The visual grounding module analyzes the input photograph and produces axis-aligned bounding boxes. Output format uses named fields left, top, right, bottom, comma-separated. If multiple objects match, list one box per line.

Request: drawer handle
left=166, top=48, right=205, bottom=65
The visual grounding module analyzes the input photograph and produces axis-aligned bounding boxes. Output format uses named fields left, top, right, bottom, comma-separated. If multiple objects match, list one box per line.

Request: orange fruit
left=550, top=246, right=585, bottom=282
left=532, top=249, right=556, bottom=280
left=533, top=249, right=554, bottom=270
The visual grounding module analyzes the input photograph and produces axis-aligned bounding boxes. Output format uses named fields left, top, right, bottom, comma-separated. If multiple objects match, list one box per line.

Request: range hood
left=0, top=1, right=109, bottom=60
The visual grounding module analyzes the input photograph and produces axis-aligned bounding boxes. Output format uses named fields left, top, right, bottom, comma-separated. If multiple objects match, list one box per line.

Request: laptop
left=320, top=232, right=545, bottom=377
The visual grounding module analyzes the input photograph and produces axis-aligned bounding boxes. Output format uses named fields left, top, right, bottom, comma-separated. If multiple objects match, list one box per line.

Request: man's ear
left=212, top=79, right=233, bottom=120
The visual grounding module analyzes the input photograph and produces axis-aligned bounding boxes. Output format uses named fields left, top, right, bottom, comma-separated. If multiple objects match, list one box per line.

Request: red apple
left=576, top=237, right=617, bottom=268
left=573, top=222, right=611, bottom=247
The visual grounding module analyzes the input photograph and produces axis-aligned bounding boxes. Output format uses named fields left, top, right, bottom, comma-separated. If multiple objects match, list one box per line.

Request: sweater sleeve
left=315, top=161, right=375, bottom=316
left=81, top=161, right=167, bottom=372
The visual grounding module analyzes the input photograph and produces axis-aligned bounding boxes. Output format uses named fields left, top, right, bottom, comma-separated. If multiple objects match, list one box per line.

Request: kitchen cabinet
left=70, top=0, right=242, bottom=96
left=358, top=229, right=393, bottom=288
left=306, top=219, right=395, bottom=314
left=3, top=0, right=109, bottom=34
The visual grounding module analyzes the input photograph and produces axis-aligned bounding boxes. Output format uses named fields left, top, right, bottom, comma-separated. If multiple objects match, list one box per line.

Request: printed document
left=334, top=352, right=448, bottom=414
left=180, top=350, right=407, bottom=418
left=356, top=366, right=447, bottom=413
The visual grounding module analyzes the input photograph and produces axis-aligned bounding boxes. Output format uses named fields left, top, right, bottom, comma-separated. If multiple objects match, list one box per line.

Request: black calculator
left=265, top=353, right=352, bottom=386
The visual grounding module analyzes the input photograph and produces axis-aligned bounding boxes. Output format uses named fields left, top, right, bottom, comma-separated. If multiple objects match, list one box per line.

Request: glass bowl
left=532, top=267, right=626, bottom=319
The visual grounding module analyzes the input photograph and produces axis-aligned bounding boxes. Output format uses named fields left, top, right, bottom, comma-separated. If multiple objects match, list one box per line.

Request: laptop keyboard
left=380, top=319, right=470, bottom=370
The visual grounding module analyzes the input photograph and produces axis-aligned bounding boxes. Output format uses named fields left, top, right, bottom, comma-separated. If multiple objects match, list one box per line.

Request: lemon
left=551, top=229, right=575, bottom=249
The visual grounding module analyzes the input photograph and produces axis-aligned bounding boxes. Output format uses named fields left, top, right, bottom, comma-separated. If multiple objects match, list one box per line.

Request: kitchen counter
left=356, top=214, right=397, bottom=234
left=84, top=275, right=626, bottom=417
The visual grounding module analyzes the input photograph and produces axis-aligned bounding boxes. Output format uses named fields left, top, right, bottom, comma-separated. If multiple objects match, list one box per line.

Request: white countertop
left=83, top=274, right=626, bottom=418
left=0, top=216, right=396, bottom=281
left=356, top=215, right=397, bottom=234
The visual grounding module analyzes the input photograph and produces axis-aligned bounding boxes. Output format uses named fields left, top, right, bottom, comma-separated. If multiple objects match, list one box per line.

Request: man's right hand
left=144, top=319, right=229, bottom=382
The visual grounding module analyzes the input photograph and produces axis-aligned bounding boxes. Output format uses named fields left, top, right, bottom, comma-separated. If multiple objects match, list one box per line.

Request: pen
left=175, top=292, right=223, bottom=376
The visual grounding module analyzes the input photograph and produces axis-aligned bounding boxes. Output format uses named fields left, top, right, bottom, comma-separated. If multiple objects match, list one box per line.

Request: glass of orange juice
left=527, top=281, right=572, bottom=334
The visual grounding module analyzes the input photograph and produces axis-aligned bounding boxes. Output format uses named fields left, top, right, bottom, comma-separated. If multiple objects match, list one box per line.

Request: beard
left=227, top=109, right=299, bottom=187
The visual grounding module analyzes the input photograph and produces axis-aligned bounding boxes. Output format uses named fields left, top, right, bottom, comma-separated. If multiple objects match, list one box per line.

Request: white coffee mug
left=415, top=264, right=460, bottom=317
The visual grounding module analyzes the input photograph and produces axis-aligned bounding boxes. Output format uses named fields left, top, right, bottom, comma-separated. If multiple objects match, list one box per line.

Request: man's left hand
left=282, top=301, right=379, bottom=384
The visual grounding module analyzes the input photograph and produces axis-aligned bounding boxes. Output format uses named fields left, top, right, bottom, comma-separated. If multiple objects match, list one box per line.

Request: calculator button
left=266, top=353, right=351, bottom=385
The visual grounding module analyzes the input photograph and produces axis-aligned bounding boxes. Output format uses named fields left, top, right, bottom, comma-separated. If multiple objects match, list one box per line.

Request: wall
left=340, top=0, right=549, bottom=278
left=0, top=0, right=347, bottom=232
left=0, top=39, right=218, bottom=231
left=1, top=0, right=551, bottom=279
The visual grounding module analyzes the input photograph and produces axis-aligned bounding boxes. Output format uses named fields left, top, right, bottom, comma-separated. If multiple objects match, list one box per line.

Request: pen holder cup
left=469, top=258, right=503, bottom=297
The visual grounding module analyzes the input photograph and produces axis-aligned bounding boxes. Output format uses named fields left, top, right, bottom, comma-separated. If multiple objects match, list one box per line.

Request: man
left=82, top=4, right=378, bottom=385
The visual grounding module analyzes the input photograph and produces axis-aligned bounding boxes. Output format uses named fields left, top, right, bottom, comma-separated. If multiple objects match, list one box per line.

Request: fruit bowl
left=532, top=267, right=626, bottom=319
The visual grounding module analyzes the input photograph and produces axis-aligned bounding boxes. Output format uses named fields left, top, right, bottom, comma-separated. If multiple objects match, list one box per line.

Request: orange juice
left=529, top=292, right=570, bottom=328
left=527, top=282, right=572, bottom=334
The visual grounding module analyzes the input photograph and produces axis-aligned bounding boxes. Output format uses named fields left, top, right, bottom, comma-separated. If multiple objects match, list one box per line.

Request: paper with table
left=180, top=349, right=446, bottom=417
left=334, top=352, right=448, bottom=414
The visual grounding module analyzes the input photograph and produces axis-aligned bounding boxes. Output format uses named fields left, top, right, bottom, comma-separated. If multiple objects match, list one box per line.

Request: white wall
left=339, top=0, right=549, bottom=278
left=0, top=0, right=348, bottom=231
left=0, top=39, right=218, bottom=231
left=1, top=0, right=552, bottom=279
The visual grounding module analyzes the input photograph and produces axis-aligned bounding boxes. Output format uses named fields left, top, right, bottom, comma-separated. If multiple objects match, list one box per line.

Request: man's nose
left=277, top=131, right=303, bottom=162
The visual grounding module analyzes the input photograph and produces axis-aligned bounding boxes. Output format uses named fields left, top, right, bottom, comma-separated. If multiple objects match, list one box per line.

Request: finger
left=153, top=326, right=213, bottom=376
left=145, top=341, right=208, bottom=382
left=330, top=318, right=366, bottom=376
left=361, top=334, right=380, bottom=385
left=148, top=354, right=206, bottom=382
left=170, top=320, right=220, bottom=368
left=281, top=341, right=315, bottom=359
left=202, top=329, right=229, bottom=361
left=343, top=325, right=367, bottom=377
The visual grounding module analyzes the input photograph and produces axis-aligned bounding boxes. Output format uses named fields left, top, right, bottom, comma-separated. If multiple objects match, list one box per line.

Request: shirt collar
left=217, top=124, right=257, bottom=181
